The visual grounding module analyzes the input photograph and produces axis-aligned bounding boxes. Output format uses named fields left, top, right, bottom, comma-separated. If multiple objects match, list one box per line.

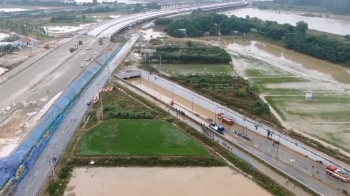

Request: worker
left=312, top=163, right=315, bottom=168
left=47, top=90, right=49, bottom=94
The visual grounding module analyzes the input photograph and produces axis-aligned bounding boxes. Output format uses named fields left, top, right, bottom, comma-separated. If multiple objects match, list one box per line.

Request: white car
left=94, top=52, right=98, bottom=55
left=86, top=57, right=91, bottom=61
left=86, top=47, right=91, bottom=50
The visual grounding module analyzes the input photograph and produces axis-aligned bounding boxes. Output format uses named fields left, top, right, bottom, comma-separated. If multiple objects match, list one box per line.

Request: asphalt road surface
left=0, top=36, right=107, bottom=123
left=15, top=34, right=139, bottom=196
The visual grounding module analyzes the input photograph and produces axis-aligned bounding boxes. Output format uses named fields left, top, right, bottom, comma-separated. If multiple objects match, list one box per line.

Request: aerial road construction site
left=1, top=1, right=350, bottom=196
left=0, top=2, right=250, bottom=195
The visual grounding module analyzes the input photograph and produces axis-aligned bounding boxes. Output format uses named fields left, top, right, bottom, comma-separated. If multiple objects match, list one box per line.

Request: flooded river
left=226, top=40, right=350, bottom=86
left=220, top=8, right=350, bottom=35
left=65, top=167, right=271, bottom=196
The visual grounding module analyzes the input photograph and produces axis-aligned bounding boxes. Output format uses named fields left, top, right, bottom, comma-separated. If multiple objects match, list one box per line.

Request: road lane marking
left=35, top=170, right=39, bottom=177
left=43, top=158, right=46, bottom=163
left=25, top=185, right=29, bottom=192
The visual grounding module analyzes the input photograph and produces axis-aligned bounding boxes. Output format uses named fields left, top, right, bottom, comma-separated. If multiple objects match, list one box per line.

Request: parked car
left=86, top=101, right=91, bottom=105
left=86, top=57, right=91, bottom=61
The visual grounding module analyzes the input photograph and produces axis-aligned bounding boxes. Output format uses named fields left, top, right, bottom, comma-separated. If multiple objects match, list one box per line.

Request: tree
left=295, top=21, right=308, bottom=33
left=187, top=41, right=193, bottom=47
left=82, top=15, right=86, bottom=20
left=344, top=34, right=350, bottom=41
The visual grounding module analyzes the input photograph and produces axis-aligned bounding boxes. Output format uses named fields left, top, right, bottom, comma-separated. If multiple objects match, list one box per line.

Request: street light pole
left=191, top=97, right=194, bottom=115
left=276, top=134, right=281, bottom=155
left=100, top=92, right=103, bottom=119
left=171, top=89, right=174, bottom=100
left=243, top=117, right=246, bottom=136
left=214, top=107, right=217, bottom=123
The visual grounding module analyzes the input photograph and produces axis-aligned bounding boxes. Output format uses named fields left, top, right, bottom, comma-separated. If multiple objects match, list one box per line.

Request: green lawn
left=76, top=119, right=208, bottom=156
left=159, top=64, right=234, bottom=75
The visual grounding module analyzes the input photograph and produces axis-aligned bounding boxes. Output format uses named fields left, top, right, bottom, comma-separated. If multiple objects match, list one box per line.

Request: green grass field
left=76, top=119, right=208, bottom=156
left=158, top=64, right=234, bottom=76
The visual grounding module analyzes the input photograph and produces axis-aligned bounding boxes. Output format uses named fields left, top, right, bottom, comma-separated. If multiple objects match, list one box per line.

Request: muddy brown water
left=227, top=41, right=350, bottom=85
left=220, top=8, right=350, bottom=35
left=65, top=167, right=271, bottom=196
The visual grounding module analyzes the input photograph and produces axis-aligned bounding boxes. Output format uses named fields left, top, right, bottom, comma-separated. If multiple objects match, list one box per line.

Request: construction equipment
left=78, top=40, right=83, bottom=45
left=208, top=122, right=225, bottom=134
left=217, top=113, right=234, bottom=125
left=326, top=165, right=350, bottom=182
left=69, top=45, right=78, bottom=53
left=98, top=38, right=103, bottom=45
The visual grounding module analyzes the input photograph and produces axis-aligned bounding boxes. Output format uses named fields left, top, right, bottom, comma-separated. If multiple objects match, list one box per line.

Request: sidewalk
left=116, top=78, right=322, bottom=196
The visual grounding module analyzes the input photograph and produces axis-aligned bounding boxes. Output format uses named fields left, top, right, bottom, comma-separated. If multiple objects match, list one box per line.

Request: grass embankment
left=159, top=63, right=234, bottom=76
left=76, top=119, right=208, bottom=156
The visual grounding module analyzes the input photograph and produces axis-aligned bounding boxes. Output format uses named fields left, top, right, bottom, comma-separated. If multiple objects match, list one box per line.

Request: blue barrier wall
left=0, top=63, right=102, bottom=189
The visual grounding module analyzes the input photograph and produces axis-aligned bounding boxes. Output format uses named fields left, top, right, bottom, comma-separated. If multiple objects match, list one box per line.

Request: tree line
left=149, top=46, right=231, bottom=63
left=272, top=0, right=350, bottom=15
left=159, top=12, right=350, bottom=66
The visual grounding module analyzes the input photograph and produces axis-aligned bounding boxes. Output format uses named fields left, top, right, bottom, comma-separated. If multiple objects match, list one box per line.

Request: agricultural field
left=227, top=46, right=350, bottom=152
left=76, top=119, right=208, bottom=156
left=155, top=63, right=234, bottom=76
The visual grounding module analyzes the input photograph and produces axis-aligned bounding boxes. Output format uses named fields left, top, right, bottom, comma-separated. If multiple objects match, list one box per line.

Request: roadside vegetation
left=158, top=63, right=234, bottom=76
left=157, top=10, right=350, bottom=66
left=149, top=46, right=231, bottom=63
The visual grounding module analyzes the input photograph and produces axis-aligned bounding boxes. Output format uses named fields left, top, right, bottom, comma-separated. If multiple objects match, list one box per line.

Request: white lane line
left=25, top=185, right=29, bottom=192
left=34, top=170, right=39, bottom=177
left=42, top=158, right=47, bottom=163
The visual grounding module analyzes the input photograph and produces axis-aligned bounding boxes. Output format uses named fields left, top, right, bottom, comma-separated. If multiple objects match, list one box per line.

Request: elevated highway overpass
left=89, top=1, right=248, bottom=38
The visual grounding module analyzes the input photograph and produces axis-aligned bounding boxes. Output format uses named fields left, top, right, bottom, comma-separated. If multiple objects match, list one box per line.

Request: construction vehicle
left=69, top=45, right=78, bottom=53
left=78, top=40, right=83, bottom=45
left=208, top=122, right=225, bottom=134
left=217, top=113, right=234, bottom=125
left=98, top=38, right=103, bottom=45
left=326, top=165, right=350, bottom=182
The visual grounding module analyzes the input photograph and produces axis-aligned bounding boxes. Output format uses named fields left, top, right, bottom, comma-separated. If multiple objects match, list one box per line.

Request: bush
left=155, top=18, right=173, bottom=25
left=253, top=100, right=270, bottom=114
left=235, top=87, right=247, bottom=97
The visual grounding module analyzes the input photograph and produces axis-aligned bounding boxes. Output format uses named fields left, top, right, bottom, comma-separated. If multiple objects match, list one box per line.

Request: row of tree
left=50, top=15, right=76, bottom=22
left=0, top=20, right=35, bottom=36
left=272, top=0, right=350, bottom=15
left=160, top=11, right=350, bottom=66
left=150, top=46, right=231, bottom=63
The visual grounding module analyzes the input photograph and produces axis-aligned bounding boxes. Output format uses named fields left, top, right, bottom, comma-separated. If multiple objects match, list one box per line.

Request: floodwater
left=65, top=167, right=271, bottom=196
left=220, top=8, right=350, bottom=35
left=226, top=41, right=350, bottom=85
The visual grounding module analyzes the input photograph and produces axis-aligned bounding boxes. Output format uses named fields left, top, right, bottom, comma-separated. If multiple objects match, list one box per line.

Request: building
left=305, top=92, right=313, bottom=101
left=18, top=37, right=32, bottom=46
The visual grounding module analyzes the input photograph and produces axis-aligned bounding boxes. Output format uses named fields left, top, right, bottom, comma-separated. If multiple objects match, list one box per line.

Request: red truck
left=326, top=165, right=350, bottom=182
left=217, top=113, right=234, bottom=125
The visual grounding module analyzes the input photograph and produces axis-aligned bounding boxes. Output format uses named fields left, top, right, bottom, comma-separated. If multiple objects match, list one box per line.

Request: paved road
left=89, top=1, right=247, bottom=38
left=0, top=36, right=107, bottom=123
left=15, top=34, right=139, bottom=196
left=123, top=78, right=346, bottom=196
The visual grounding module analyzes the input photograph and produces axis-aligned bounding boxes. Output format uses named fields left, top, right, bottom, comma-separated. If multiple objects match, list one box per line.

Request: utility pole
left=243, top=117, right=246, bottom=136
left=218, top=28, right=220, bottom=42
left=159, top=55, right=162, bottom=72
left=191, top=97, right=194, bottom=115
left=50, top=149, right=56, bottom=182
left=214, top=107, right=217, bottom=123
left=100, top=92, right=103, bottom=119
left=171, top=89, right=174, bottom=100
left=276, top=134, right=281, bottom=155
